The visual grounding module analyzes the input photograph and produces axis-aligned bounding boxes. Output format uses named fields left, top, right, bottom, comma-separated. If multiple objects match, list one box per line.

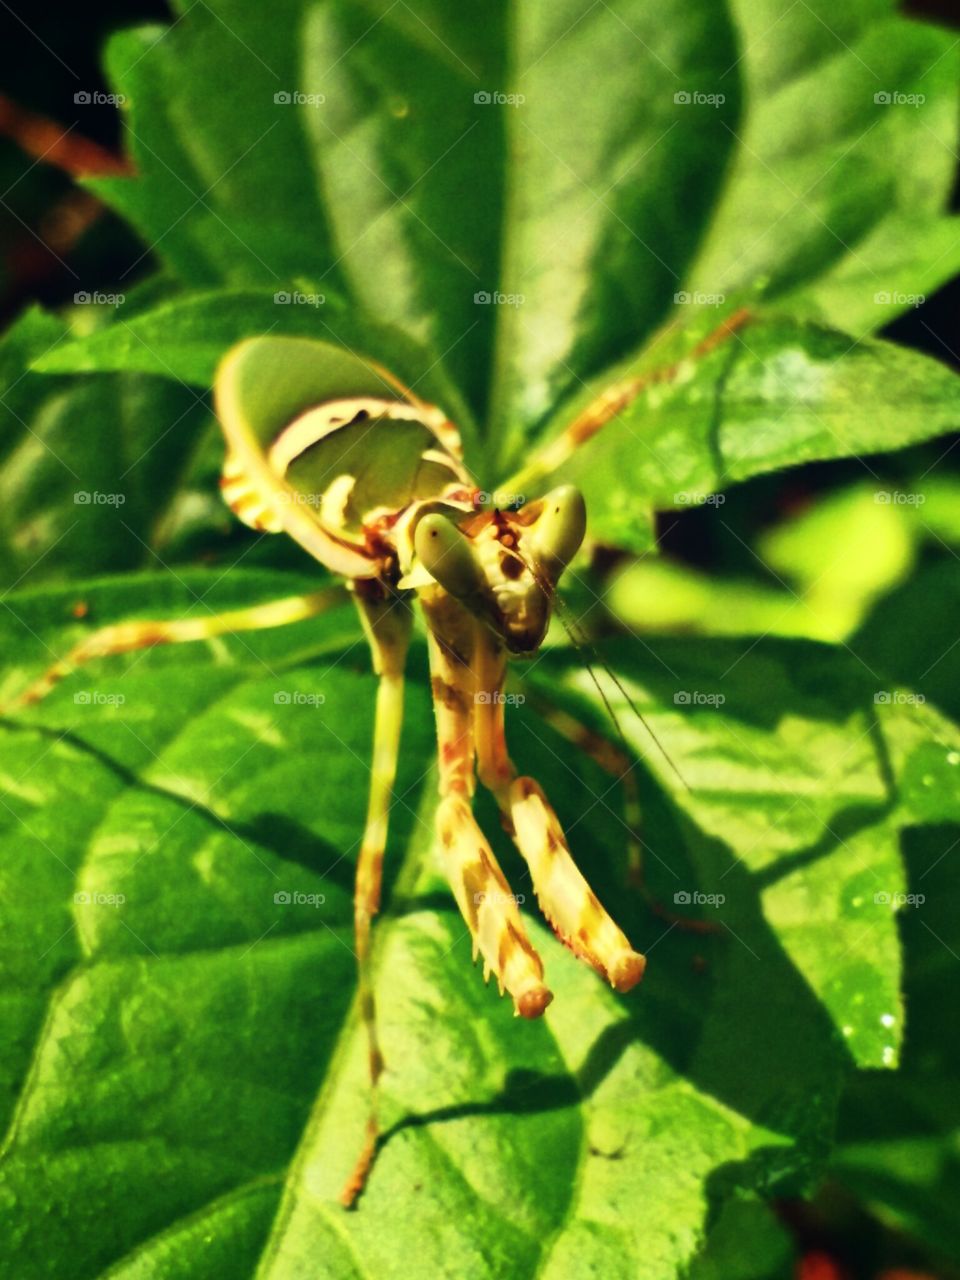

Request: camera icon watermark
left=674, top=690, right=725, bottom=707
left=674, top=890, right=725, bottom=906
left=674, top=90, right=725, bottom=107
left=674, top=290, right=725, bottom=307
left=74, top=90, right=126, bottom=106
left=74, top=290, right=125, bottom=308
left=474, top=90, right=525, bottom=107
left=874, top=90, right=925, bottom=107
left=473, top=289, right=525, bottom=307
left=475, top=490, right=526, bottom=509
left=274, top=890, right=326, bottom=906
left=874, top=490, right=925, bottom=506
left=273, top=290, right=324, bottom=307
left=74, top=890, right=126, bottom=906
left=873, top=690, right=926, bottom=705
left=74, top=691, right=125, bottom=707
left=873, top=290, right=924, bottom=308
left=274, top=690, right=325, bottom=706
left=673, top=490, right=725, bottom=507
left=274, top=90, right=325, bottom=107
left=74, top=491, right=126, bottom=506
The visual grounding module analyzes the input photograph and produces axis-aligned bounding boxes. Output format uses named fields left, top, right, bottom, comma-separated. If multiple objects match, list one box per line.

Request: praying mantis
left=7, top=310, right=749, bottom=1206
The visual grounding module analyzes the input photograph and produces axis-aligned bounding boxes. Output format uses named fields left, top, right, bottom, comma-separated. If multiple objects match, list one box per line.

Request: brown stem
left=0, top=93, right=132, bottom=178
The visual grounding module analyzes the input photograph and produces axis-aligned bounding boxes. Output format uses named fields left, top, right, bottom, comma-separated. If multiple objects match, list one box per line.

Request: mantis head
left=414, top=485, right=586, bottom=654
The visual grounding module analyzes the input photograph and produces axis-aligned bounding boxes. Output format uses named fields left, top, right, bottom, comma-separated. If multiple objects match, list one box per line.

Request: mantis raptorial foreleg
left=3, top=588, right=344, bottom=711
left=420, top=591, right=552, bottom=1021
left=341, top=587, right=412, bottom=1209
left=525, top=692, right=721, bottom=936
left=473, top=634, right=646, bottom=992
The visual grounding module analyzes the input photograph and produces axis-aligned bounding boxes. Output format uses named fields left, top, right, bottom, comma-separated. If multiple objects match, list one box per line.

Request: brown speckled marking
left=508, top=919, right=540, bottom=965
left=434, top=632, right=471, bottom=669
left=431, top=676, right=470, bottom=714
left=499, top=551, right=524, bottom=580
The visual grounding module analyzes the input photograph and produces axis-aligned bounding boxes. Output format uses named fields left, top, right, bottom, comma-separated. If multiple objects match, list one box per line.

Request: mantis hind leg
left=3, top=587, right=344, bottom=711
left=473, top=634, right=646, bottom=992
left=340, top=587, right=411, bottom=1209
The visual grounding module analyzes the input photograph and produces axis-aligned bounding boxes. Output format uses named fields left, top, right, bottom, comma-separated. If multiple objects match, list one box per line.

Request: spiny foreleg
left=474, top=634, right=645, bottom=993
left=421, top=590, right=552, bottom=1019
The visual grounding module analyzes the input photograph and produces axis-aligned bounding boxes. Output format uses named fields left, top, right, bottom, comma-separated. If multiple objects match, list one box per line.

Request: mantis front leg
left=420, top=590, right=552, bottom=1020
left=340, top=586, right=412, bottom=1209
left=474, top=633, right=645, bottom=993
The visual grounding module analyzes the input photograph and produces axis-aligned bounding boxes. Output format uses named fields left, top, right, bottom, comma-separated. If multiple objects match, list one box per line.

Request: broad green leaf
left=476, top=2, right=741, bottom=463
left=84, top=0, right=959, bottom=462
left=1, top=572, right=919, bottom=1278
left=855, top=560, right=960, bottom=723
left=0, top=308, right=214, bottom=586
left=525, top=635, right=960, bottom=1069
left=527, top=312, right=960, bottom=552
left=686, top=1197, right=794, bottom=1280
left=32, top=288, right=479, bottom=465
left=686, top=1, right=960, bottom=333
left=90, top=4, right=504, bottom=414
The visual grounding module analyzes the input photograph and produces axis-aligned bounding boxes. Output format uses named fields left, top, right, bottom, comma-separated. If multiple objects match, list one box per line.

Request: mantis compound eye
left=415, top=513, right=486, bottom=598
left=529, top=485, right=587, bottom=582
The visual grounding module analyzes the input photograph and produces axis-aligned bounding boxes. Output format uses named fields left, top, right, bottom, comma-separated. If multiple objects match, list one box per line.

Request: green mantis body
left=12, top=328, right=713, bottom=1204
left=216, top=337, right=646, bottom=1202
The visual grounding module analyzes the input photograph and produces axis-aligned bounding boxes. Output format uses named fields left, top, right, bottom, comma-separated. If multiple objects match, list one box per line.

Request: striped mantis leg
left=340, top=584, right=412, bottom=1208
left=472, top=630, right=645, bottom=992
left=2, top=588, right=343, bottom=712
left=419, top=587, right=552, bottom=1020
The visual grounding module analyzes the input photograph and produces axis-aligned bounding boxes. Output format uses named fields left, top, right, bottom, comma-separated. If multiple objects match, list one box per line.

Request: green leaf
left=686, top=1197, right=794, bottom=1280
left=830, top=825, right=960, bottom=1264
left=854, top=560, right=960, bottom=723
left=90, top=5, right=504, bottom=414
left=83, top=0, right=959, bottom=462
left=529, top=312, right=960, bottom=552
left=525, top=635, right=960, bottom=1069
left=0, top=308, right=214, bottom=586
left=32, top=288, right=479, bottom=465
left=686, top=1, right=960, bottom=332
left=0, top=573, right=901, bottom=1278
left=476, top=3, right=741, bottom=464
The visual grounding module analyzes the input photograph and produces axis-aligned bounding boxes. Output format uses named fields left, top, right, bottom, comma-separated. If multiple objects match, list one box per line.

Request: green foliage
left=831, top=826, right=960, bottom=1266
left=2, top=0, right=960, bottom=1276
left=0, top=308, right=214, bottom=581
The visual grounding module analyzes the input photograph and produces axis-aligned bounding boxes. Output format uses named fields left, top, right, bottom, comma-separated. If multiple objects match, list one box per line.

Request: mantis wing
left=215, top=335, right=466, bottom=578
